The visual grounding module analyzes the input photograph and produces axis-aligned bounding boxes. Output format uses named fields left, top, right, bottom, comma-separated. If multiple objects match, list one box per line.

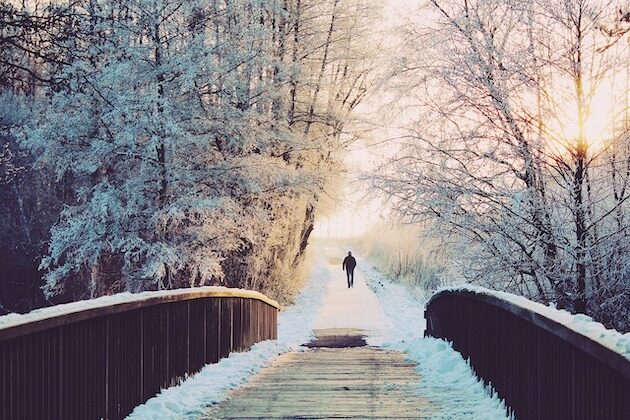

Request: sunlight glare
left=544, top=77, right=616, bottom=154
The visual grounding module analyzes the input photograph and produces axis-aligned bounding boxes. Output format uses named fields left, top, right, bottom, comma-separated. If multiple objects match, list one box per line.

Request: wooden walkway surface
left=203, top=329, right=432, bottom=419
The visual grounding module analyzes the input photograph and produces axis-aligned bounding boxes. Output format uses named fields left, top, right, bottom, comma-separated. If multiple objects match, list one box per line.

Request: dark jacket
left=342, top=255, right=356, bottom=271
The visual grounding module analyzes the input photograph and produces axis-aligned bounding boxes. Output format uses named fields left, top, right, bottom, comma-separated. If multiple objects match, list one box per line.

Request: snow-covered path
left=128, top=243, right=510, bottom=419
left=205, top=245, right=432, bottom=418
left=311, top=247, right=392, bottom=345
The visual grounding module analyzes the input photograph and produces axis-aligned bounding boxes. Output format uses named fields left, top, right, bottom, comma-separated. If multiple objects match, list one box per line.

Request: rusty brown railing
left=425, top=289, right=630, bottom=420
left=0, top=288, right=279, bottom=420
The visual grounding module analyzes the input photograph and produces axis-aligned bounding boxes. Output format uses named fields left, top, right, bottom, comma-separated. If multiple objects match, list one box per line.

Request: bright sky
left=312, top=0, right=417, bottom=238
left=316, top=0, right=623, bottom=238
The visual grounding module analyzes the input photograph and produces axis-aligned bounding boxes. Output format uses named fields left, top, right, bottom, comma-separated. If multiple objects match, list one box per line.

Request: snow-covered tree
left=0, top=0, right=379, bottom=306
left=372, top=0, right=630, bottom=332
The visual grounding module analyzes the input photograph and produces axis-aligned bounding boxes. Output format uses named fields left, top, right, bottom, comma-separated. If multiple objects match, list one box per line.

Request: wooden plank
left=205, top=334, right=433, bottom=419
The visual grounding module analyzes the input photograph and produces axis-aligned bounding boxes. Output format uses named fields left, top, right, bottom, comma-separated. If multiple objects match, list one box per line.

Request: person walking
left=342, top=251, right=357, bottom=288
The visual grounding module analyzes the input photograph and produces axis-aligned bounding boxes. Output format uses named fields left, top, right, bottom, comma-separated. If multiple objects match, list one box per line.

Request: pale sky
left=316, top=0, right=623, bottom=239
left=312, top=1, right=417, bottom=238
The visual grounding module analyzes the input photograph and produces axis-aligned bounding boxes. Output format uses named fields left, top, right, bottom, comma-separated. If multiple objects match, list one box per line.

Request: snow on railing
left=433, top=284, right=630, bottom=361
left=0, top=286, right=279, bottom=340
left=426, top=286, right=630, bottom=420
left=0, top=287, right=279, bottom=420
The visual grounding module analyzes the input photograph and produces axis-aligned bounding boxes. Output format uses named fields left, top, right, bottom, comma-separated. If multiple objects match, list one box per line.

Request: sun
left=543, top=76, right=617, bottom=155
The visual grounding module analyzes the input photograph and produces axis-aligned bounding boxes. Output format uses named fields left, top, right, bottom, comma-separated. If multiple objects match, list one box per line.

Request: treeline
left=372, top=0, right=630, bottom=332
left=0, top=0, right=377, bottom=312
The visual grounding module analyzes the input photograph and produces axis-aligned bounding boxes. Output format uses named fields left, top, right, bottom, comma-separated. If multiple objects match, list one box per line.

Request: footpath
left=129, top=244, right=509, bottom=419
left=204, top=246, right=432, bottom=418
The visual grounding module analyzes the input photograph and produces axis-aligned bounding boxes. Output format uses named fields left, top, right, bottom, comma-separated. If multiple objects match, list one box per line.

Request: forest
left=2, top=0, right=630, bottom=336
left=369, top=0, right=630, bottom=333
left=0, top=0, right=376, bottom=312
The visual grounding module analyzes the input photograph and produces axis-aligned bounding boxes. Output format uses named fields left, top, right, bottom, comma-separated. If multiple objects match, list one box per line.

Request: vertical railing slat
left=0, top=291, right=277, bottom=419
left=425, top=291, right=630, bottom=420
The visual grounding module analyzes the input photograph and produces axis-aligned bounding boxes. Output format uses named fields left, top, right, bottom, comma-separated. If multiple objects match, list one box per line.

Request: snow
left=126, top=251, right=331, bottom=419
left=0, top=286, right=276, bottom=332
left=360, top=263, right=512, bottom=419
left=127, top=340, right=285, bottom=418
left=312, top=247, right=391, bottom=345
left=128, top=245, right=511, bottom=419
left=436, top=284, right=630, bottom=361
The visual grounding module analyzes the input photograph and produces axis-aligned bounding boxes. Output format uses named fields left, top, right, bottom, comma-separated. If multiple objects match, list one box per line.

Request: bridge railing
left=425, top=288, right=630, bottom=420
left=0, top=287, right=279, bottom=420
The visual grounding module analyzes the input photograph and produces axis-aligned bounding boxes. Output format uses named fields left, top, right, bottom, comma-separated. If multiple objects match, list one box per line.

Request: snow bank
left=126, top=252, right=331, bottom=419
left=437, top=284, right=630, bottom=361
left=128, top=340, right=285, bottom=418
left=0, top=286, right=277, bottom=332
left=361, top=264, right=512, bottom=420
left=399, top=337, right=512, bottom=418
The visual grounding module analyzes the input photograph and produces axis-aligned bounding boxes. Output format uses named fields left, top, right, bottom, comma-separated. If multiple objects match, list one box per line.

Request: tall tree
left=372, top=0, right=630, bottom=331
left=0, top=0, right=380, bottom=308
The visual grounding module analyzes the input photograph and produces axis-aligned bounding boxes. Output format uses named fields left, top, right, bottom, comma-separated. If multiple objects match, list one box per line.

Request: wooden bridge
left=1, top=286, right=629, bottom=419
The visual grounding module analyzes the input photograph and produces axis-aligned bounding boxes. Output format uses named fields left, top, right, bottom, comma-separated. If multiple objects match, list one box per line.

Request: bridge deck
left=204, top=329, right=432, bottom=419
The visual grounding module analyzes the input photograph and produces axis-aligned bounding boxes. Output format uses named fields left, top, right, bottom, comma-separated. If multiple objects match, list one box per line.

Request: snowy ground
left=359, top=262, right=511, bottom=419
left=128, top=244, right=510, bottom=419
left=127, top=248, right=331, bottom=419
left=312, top=247, right=391, bottom=346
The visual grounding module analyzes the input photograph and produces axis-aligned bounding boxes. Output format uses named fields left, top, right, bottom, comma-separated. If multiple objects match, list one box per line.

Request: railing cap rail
left=427, top=286, right=630, bottom=379
left=0, top=286, right=279, bottom=342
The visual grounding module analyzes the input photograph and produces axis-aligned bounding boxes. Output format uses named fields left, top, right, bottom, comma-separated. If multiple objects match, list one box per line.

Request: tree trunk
left=573, top=15, right=588, bottom=314
left=304, top=0, right=339, bottom=136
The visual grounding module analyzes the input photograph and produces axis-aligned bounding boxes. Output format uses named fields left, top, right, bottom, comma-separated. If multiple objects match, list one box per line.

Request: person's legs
left=350, top=269, right=354, bottom=287
left=346, top=270, right=351, bottom=288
